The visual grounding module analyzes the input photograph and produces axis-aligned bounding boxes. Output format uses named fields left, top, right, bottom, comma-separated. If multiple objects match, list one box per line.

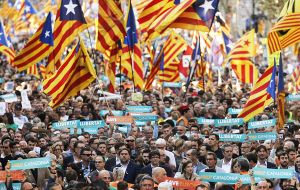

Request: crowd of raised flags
left=0, top=0, right=300, bottom=189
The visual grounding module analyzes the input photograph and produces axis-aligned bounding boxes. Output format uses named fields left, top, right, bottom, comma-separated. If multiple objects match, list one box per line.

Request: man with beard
left=278, top=151, right=291, bottom=169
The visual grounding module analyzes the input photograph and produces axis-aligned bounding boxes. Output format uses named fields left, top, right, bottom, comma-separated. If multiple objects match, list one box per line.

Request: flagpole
left=128, top=48, right=136, bottom=93
left=119, top=55, right=122, bottom=95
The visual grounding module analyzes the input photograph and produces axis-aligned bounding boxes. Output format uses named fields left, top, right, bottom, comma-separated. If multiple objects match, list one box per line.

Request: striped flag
left=27, top=64, right=40, bottom=79
left=238, top=63, right=276, bottom=121
left=277, top=54, right=285, bottom=130
left=0, top=20, right=15, bottom=63
left=292, top=65, right=300, bottom=91
left=43, top=40, right=96, bottom=108
left=39, top=63, right=47, bottom=79
left=14, top=0, right=38, bottom=31
left=121, top=1, right=144, bottom=90
left=13, top=13, right=53, bottom=71
left=170, top=0, right=220, bottom=32
left=231, top=60, right=258, bottom=84
left=105, top=43, right=120, bottom=93
left=95, top=0, right=126, bottom=54
left=134, top=0, right=151, bottom=15
left=47, top=0, right=87, bottom=73
left=144, top=31, right=186, bottom=90
left=158, top=58, right=181, bottom=82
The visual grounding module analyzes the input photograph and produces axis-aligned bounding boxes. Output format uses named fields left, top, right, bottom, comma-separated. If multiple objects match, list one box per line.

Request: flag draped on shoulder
left=268, top=0, right=300, bottom=54
left=47, top=0, right=87, bottom=73
left=238, top=63, right=276, bottom=121
left=277, top=54, right=285, bottom=130
left=95, top=0, right=126, bottom=54
left=0, top=20, right=15, bottom=63
left=121, top=1, right=144, bottom=90
left=43, top=40, right=96, bottom=109
left=13, top=12, right=53, bottom=71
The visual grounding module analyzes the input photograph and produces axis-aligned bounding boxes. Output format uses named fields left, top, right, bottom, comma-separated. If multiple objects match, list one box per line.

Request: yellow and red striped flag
left=134, top=0, right=152, bottom=15
left=238, top=63, right=276, bottom=121
left=158, top=58, right=180, bottom=83
left=95, top=0, right=126, bottom=54
left=105, top=43, right=120, bottom=93
left=27, top=64, right=40, bottom=79
left=231, top=60, right=258, bottom=84
left=0, top=20, right=15, bottom=63
left=277, top=54, right=285, bottom=130
left=43, top=40, right=96, bottom=109
left=47, top=0, right=87, bottom=73
left=13, top=13, right=53, bottom=71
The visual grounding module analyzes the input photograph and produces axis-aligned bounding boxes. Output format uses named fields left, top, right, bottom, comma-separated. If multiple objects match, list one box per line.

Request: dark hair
left=74, top=141, right=84, bottom=149
left=256, top=145, right=267, bottom=152
left=209, top=134, right=219, bottom=141
left=246, top=152, right=257, bottom=164
left=278, top=151, right=288, bottom=159
left=117, top=181, right=128, bottom=190
left=149, top=150, right=160, bottom=159
left=80, top=147, right=92, bottom=155
left=206, top=152, right=217, bottom=161
left=181, top=159, right=193, bottom=174
left=118, top=148, right=130, bottom=156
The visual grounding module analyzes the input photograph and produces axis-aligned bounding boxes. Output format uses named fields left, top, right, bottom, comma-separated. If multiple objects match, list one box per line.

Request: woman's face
left=184, top=163, right=193, bottom=175
left=233, top=162, right=241, bottom=173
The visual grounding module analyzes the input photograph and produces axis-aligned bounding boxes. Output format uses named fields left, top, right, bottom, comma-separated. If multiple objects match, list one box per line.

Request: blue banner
left=12, top=183, right=21, bottom=190
left=135, top=121, right=147, bottom=126
left=162, top=82, right=182, bottom=88
left=0, top=93, right=18, bottom=103
left=79, top=120, right=105, bottom=128
left=52, top=120, right=80, bottom=130
left=81, top=126, right=99, bottom=134
left=197, top=117, right=214, bottom=125
left=126, top=106, right=152, bottom=113
left=286, top=94, right=300, bottom=101
left=247, top=132, right=277, bottom=141
left=99, top=110, right=124, bottom=116
left=214, top=118, right=244, bottom=127
left=10, top=157, right=51, bottom=170
left=248, top=119, right=276, bottom=129
left=228, top=108, right=242, bottom=115
left=199, top=172, right=260, bottom=184
left=219, top=134, right=246, bottom=142
left=253, top=168, right=294, bottom=179
left=132, top=114, right=158, bottom=121
left=165, top=108, right=172, bottom=113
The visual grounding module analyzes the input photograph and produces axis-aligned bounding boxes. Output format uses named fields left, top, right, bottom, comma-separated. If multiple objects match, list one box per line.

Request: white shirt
left=13, top=114, right=28, bottom=128
left=255, top=160, right=268, bottom=168
left=221, top=159, right=232, bottom=173
left=165, top=150, right=176, bottom=168
left=60, top=115, right=69, bottom=121
left=119, top=162, right=129, bottom=175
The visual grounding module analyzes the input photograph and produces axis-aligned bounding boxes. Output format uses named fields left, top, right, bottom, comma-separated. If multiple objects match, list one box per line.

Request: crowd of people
left=0, top=49, right=300, bottom=190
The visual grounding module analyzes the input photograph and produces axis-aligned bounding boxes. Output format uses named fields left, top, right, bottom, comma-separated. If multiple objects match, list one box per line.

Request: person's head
left=222, top=144, right=233, bottom=160
left=246, top=152, right=257, bottom=169
left=186, top=149, right=197, bottom=162
left=98, top=141, right=107, bottom=156
left=181, top=159, right=193, bottom=175
left=162, top=124, right=172, bottom=137
left=295, top=155, right=300, bottom=170
left=142, top=149, right=150, bottom=165
left=80, top=147, right=93, bottom=162
left=176, top=125, right=186, bottom=136
left=152, top=167, right=167, bottom=184
left=117, top=181, right=128, bottom=190
left=99, top=170, right=111, bottom=187
left=22, top=182, right=37, bottom=190
left=0, top=127, right=8, bottom=137
left=278, top=151, right=289, bottom=168
left=125, top=136, right=135, bottom=148
left=287, top=148, right=297, bottom=164
left=196, top=183, right=210, bottom=190
left=208, top=134, right=219, bottom=148
left=231, top=159, right=241, bottom=173
left=257, top=181, right=269, bottom=190
left=94, top=155, right=105, bottom=171
left=139, top=175, right=154, bottom=190
left=113, top=167, right=125, bottom=181
left=119, top=148, right=130, bottom=164
left=74, top=141, right=85, bottom=156
left=144, top=126, right=153, bottom=140
left=206, top=152, right=217, bottom=169
left=14, top=132, right=22, bottom=142
left=27, top=137, right=37, bottom=150
left=149, top=150, right=160, bottom=167
left=155, top=138, right=167, bottom=150
left=89, top=137, right=100, bottom=150
left=256, top=145, right=268, bottom=161
left=284, top=141, right=295, bottom=151
left=241, top=142, right=251, bottom=156
left=200, top=144, right=210, bottom=157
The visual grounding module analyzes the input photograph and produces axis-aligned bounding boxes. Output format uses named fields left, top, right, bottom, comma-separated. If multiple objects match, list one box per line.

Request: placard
left=253, top=168, right=294, bottom=179
left=10, top=157, right=51, bottom=170
left=0, top=102, right=6, bottom=116
left=219, top=134, right=246, bottom=142
left=0, top=94, right=18, bottom=103
left=163, top=82, right=182, bottom=88
left=197, top=117, right=214, bottom=125
left=99, top=110, right=124, bottom=116
left=228, top=108, right=242, bottom=115
left=163, top=177, right=201, bottom=190
left=131, top=93, right=143, bottom=102
left=106, top=116, right=133, bottom=125
left=286, top=94, right=300, bottom=101
left=52, top=120, right=80, bottom=130
left=214, top=118, right=244, bottom=127
left=0, top=171, right=24, bottom=182
left=248, top=119, right=276, bottom=129
left=126, top=106, right=152, bottom=113
left=247, top=132, right=277, bottom=141
left=199, top=172, right=260, bottom=184
left=129, top=113, right=158, bottom=121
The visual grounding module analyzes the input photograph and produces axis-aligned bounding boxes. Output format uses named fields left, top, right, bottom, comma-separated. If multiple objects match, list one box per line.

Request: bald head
left=99, top=170, right=111, bottom=186
left=152, top=167, right=167, bottom=183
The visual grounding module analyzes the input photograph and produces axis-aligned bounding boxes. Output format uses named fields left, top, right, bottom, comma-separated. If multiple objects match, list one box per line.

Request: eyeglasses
left=2, top=146, right=9, bottom=149
left=126, top=139, right=134, bottom=142
left=82, top=154, right=92, bottom=156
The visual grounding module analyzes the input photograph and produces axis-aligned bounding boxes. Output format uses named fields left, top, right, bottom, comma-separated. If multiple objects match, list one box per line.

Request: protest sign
left=52, top=120, right=80, bottom=130
left=248, top=119, right=276, bottom=129
left=4, top=82, right=14, bottom=92
left=106, top=116, right=133, bottom=125
left=21, top=90, right=31, bottom=109
left=0, top=171, right=24, bottom=182
left=214, top=118, right=244, bottom=127
left=219, top=134, right=246, bottom=142
left=163, top=177, right=201, bottom=190
left=0, top=102, right=6, bottom=116
left=0, top=94, right=18, bottom=103
left=79, top=120, right=105, bottom=128
left=99, top=110, right=124, bottom=116
left=197, top=117, right=214, bottom=125
left=228, top=108, right=242, bottom=115
left=247, top=132, right=277, bottom=141
left=10, top=157, right=51, bottom=170
left=162, top=82, right=182, bottom=88
left=129, top=113, right=158, bottom=121
left=253, top=168, right=294, bottom=179
left=12, top=183, right=21, bottom=190
left=126, top=106, right=152, bottom=113
left=286, top=94, right=300, bottom=101
left=199, top=172, right=260, bottom=184
left=131, top=93, right=143, bottom=102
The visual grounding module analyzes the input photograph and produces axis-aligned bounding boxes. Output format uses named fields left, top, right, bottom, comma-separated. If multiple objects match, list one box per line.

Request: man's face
left=98, top=144, right=107, bottom=155
left=39, top=138, right=47, bottom=147
left=279, top=154, right=289, bottom=168
left=81, top=151, right=92, bottom=162
left=14, top=133, right=22, bottom=142
left=142, top=153, right=150, bottom=164
left=145, top=129, right=153, bottom=139
left=140, top=179, right=154, bottom=190
left=163, top=127, right=171, bottom=136
left=223, top=146, right=233, bottom=160
left=206, top=154, right=216, bottom=168
left=150, top=154, right=160, bottom=166
left=95, top=156, right=105, bottom=170
left=258, top=148, right=268, bottom=160
left=2, top=142, right=11, bottom=155
left=241, top=143, right=251, bottom=155
left=75, top=143, right=85, bottom=155
left=28, top=141, right=36, bottom=150
left=1, top=128, right=8, bottom=136
left=100, top=172, right=111, bottom=186
left=208, top=135, right=217, bottom=147
left=200, top=146, right=207, bottom=156
left=257, top=181, right=269, bottom=190
left=119, top=150, right=130, bottom=164
left=288, top=151, right=297, bottom=163
left=177, top=126, right=185, bottom=135
left=186, top=151, right=195, bottom=161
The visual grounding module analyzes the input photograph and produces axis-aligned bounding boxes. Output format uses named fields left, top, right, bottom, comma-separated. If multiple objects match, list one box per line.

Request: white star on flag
left=64, top=0, right=78, bottom=15
left=25, top=5, right=31, bottom=13
left=226, top=42, right=234, bottom=50
left=45, top=31, right=50, bottom=38
left=200, top=0, right=215, bottom=15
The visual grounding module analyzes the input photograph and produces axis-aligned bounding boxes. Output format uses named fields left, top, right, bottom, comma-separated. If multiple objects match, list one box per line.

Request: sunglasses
left=82, top=154, right=92, bottom=156
left=126, top=139, right=134, bottom=142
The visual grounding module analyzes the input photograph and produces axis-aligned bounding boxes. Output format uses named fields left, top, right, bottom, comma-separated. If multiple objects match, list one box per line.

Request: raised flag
left=222, top=30, right=233, bottom=54
left=179, top=45, right=193, bottom=77
left=106, top=43, right=120, bottom=93
left=0, top=20, right=15, bottom=63
left=14, top=0, right=38, bottom=31
left=277, top=54, right=285, bottom=129
left=121, top=1, right=144, bottom=90
left=95, top=0, right=126, bottom=54
left=39, top=63, right=46, bottom=79
left=27, top=64, right=40, bottom=79
left=47, top=0, right=87, bottom=73
left=43, top=40, right=96, bottom=108
left=159, top=58, right=180, bottom=83
left=238, top=63, right=276, bottom=121
left=231, top=61, right=258, bottom=84
left=13, top=12, right=53, bottom=71
left=170, top=0, right=220, bottom=32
